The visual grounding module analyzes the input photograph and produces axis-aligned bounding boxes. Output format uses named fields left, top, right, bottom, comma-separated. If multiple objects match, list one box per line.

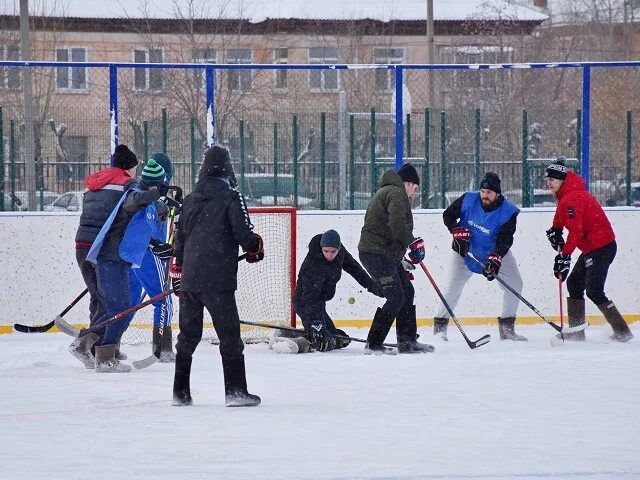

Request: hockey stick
left=55, top=289, right=174, bottom=338
left=466, top=252, right=586, bottom=334
left=418, top=261, right=491, bottom=349
left=239, top=319, right=399, bottom=348
left=558, top=247, right=565, bottom=343
left=13, top=288, right=89, bottom=333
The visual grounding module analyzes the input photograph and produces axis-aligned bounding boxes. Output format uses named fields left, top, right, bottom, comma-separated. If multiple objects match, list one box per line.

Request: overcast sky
left=2, top=0, right=547, bottom=22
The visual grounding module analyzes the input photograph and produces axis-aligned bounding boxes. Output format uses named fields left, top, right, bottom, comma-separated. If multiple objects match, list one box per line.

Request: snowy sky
left=5, top=0, right=548, bottom=22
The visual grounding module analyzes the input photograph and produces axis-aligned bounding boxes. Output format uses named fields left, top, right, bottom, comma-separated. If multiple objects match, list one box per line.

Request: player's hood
left=556, top=171, right=585, bottom=201
left=379, top=169, right=404, bottom=190
left=85, top=167, right=134, bottom=191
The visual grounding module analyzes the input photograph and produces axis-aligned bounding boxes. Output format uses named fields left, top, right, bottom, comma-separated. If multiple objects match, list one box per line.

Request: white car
left=44, top=191, right=86, bottom=212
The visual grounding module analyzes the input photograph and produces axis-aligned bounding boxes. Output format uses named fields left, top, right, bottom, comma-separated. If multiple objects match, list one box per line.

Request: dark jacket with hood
left=358, top=169, right=415, bottom=262
left=294, top=234, right=377, bottom=318
left=174, top=175, right=258, bottom=293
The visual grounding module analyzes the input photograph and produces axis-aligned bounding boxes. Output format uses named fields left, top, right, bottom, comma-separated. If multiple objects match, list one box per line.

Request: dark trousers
left=359, top=251, right=415, bottom=315
left=567, top=241, right=616, bottom=306
left=76, top=247, right=105, bottom=327
left=293, top=297, right=339, bottom=335
left=176, top=291, right=245, bottom=361
left=93, top=260, right=133, bottom=345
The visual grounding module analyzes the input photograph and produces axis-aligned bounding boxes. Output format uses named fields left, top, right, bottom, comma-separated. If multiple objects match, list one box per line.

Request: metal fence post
left=522, top=110, right=530, bottom=207
left=626, top=110, right=632, bottom=206
left=109, top=65, right=118, bottom=155
left=0, top=106, right=4, bottom=211
left=292, top=115, right=299, bottom=209
left=406, top=113, right=412, bottom=158
left=422, top=108, right=430, bottom=208
left=370, top=108, right=376, bottom=194
left=162, top=108, right=168, bottom=154
left=349, top=114, right=355, bottom=210
left=10, top=120, right=16, bottom=209
left=143, top=120, right=149, bottom=161
left=581, top=66, right=591, bottom=189
left=190, top=117, right=196, bottom=189
left=320, top=112, right=326, bottom=210
left=475, top=108, right=481, bottom=189
left=575, top=109, right=582, bottom=174
left=273, top=122, right=279, bottom=206
left=239, top=120, right=246, bottom=193
left=440, top=110, right=446, bottom=209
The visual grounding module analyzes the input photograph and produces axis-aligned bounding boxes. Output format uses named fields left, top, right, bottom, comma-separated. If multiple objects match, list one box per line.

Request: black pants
left=75, top=247, right=105, bottom=327
left=359, top=251, right=414, bottom=316
left=176, top=291, right=245, bottom=361
left=293, top=297, right=339, bottom=335
left=567, top=241, right=616, bottom=306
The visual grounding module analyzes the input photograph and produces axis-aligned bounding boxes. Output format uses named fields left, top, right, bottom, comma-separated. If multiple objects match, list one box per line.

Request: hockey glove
left=553, top=253, right=571, bottom=282
left=161, top=196, right=182, bottom=214
left=546, top=227, right=565, bottom=252
left=401, top=258, right=416, bottom=281
left=334, top=328, right=351, bottom=349
left=367, top=282, right=385, bottom=298
left=245, top=233, right=264, bottom=264
left=407, top=237, right=425, bottom=264
left=451, top=226, right=471, bottom=257
left=169, top=263, right=182, bottom=297
left=150, top=240, right=173, bottom=260
left=156, top=182, right=170, bottom=197
left=482, top=253, right=502, bottom=281
left=307, top=320, right=331, bottom=352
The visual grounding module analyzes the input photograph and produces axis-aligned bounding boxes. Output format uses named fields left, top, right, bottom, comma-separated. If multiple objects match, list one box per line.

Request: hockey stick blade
left=55, top=316, right=81, bottom=337
left=14, top=320, right=55, bottom=333
left=468, top=333, right=491, bottom=349
left=132, top=353, right=160, bottom=370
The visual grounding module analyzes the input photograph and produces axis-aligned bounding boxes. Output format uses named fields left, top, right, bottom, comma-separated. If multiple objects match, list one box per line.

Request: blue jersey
left=119, top=189, right=165, bottom=268
left=460, top=192, right=519, bottom=273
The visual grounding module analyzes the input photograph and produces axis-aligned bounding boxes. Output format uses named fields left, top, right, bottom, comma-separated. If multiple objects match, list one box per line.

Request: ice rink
left=1, top=324, right=638, bottom=480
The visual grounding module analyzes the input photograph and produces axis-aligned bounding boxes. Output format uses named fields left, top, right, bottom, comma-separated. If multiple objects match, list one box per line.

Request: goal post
left=122, top=206, right=297, bottom=345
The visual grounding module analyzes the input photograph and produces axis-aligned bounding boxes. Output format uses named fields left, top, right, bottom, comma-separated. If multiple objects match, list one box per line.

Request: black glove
left=407, top=237, right=425, bottom=264
left=482, top=253, right=502, bottom=281
left=553, top=253, right=571, bottom=282
left=367, top=282, right=385, bottom=298
left=334, top=328, right=351, bottom=349
left=161, top=196, right=182, bottom=214
left=451, top=226, right=471, bottom=257
left=307, top=320, right=331, bottom=352
left=401, top=258, right=416, bottom=281
left=546, top=227, right=565, bottom=252
left=150, top=240, right=173, bottom=260
left=156, top=182, right=170, bottom=197
left=169, top=264, right=182, bottom=297
left=245, top=233, right=264, bottom=264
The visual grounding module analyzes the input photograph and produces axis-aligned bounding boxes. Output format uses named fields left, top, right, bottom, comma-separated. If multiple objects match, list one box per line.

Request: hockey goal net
left=121, top=206, right=297, bottom=345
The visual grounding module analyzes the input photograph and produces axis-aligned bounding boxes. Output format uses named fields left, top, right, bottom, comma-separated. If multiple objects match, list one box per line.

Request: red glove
left=169, top=263, right=182, bottom=296
left=407, top=237, right=425, bottom=264
left=451, top=226, right=471, bottom=257
left=246, top=233, right=264, bottom=264
left=482, top=253, right=502, bottom=281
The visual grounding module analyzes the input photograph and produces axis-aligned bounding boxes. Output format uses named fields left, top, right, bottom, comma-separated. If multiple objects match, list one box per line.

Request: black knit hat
left=480, top=172, right=501, bottom=194
left=320, top=229, right=341, bottom=249
left=545, top=156, right=568, bottom=181
left=398, top=163, right=420, bottom=185
left=199, top=145, right=235, bottom=181
left=112, top=144, right=138, bottom=170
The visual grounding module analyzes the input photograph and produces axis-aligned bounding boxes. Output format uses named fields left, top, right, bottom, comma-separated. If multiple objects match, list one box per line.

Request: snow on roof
left=3, top=0, right=548, bottom=23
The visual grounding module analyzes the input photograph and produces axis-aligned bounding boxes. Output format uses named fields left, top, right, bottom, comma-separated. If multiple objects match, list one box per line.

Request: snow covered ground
left=1, top=324, right=639, bottom=480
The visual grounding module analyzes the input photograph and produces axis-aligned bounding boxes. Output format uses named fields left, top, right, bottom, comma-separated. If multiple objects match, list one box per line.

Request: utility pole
left=19, top=0, right=37, bottom=210
left=426, top=0, right=435, bottom=166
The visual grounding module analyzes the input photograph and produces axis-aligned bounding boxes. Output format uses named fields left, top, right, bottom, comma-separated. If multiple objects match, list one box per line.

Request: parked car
left=13, top=190, right=59, bottom=211
left=605, top=182, right=640, bottom=207
left=44, top=191, right=85, bottom=212
left=1, top=192, right=22, bottom=211
left=239, top=174, right=316, bottom=208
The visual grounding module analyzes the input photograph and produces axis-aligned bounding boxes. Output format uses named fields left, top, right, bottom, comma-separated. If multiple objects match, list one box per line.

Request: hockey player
left=127, top=156, right=178, bottom=362
left=68, top=144, right=143, bottom=367
left=84, top=148, right=169, bottom=373
left=171, top=145, right=264, bottom=407
left=282, top=229, right=384, bottom=353
left=357, top=163, right=433, bottom=354
left=433, top=172, right=526, bottom=341
left=545, top=157, right=633, bottom=342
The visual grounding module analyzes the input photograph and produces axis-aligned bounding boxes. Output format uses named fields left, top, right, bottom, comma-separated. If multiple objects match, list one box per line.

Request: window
left=193, top=47, right=217, bottom=91
left=133, top=48, right=163, bottom=91
left=0, top=45, right=20, bottom=89
left=309, top=47, right=338, bottom=91
left=56, top=47, right=88, bottom=91
left=274, top=48, right=288, bottom=90
left=227, top=48, right=252, bottom=92
left=374, top=48, right=404, bottom=91
left=441, top=46, right=512, bottom=90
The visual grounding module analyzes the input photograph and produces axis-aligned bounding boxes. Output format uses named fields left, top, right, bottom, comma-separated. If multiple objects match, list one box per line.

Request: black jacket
left=174, top=176, right=258, bottom=293
left=294, top=234, right=376, bottom=317
left=443, top=192, right=518, bottom=257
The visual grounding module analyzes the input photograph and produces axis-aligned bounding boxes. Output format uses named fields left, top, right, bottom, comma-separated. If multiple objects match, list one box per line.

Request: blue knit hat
left=141, top=159, right=166, bottom=185
left=150, top=152, right=172, bottom=182
left=320, top=229, right=341, bottom=249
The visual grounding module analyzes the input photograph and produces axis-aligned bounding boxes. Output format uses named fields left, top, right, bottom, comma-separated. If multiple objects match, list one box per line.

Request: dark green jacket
left=358, top=170, right=415, bottom=262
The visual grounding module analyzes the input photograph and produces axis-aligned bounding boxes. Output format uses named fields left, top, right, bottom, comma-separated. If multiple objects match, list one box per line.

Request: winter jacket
left=173, top=175, right=258, bottom=293
left=75, top=167, right=135, bottom=245
left=358, top=170, right=415, bottom=262
left=294, top=234, right=377, bottom=318
left=552, top=171, right=615, bottom=256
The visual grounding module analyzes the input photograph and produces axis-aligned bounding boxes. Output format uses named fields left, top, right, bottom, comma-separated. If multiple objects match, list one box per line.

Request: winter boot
left=95, top=344, right=132, bottom=373
left=433, top=317, right=449, bottom=341
left=269, top=335, right=311, bottom=354
left=498, top=317, right=528, bottom=341
left=173, top=350, right=193, bottom=406
left=364, top=307, right=397, bottom=355
left=396, top=305, right=435, bottom=353
left=598, top=301, right=634, bottom=343
left=222, top=356, right=261, bottom=407
left=68, top=333, right=99, bottom=369
left=113, top=332, right=127, bottom=360
left=554, top=298, right=587, bottom=342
